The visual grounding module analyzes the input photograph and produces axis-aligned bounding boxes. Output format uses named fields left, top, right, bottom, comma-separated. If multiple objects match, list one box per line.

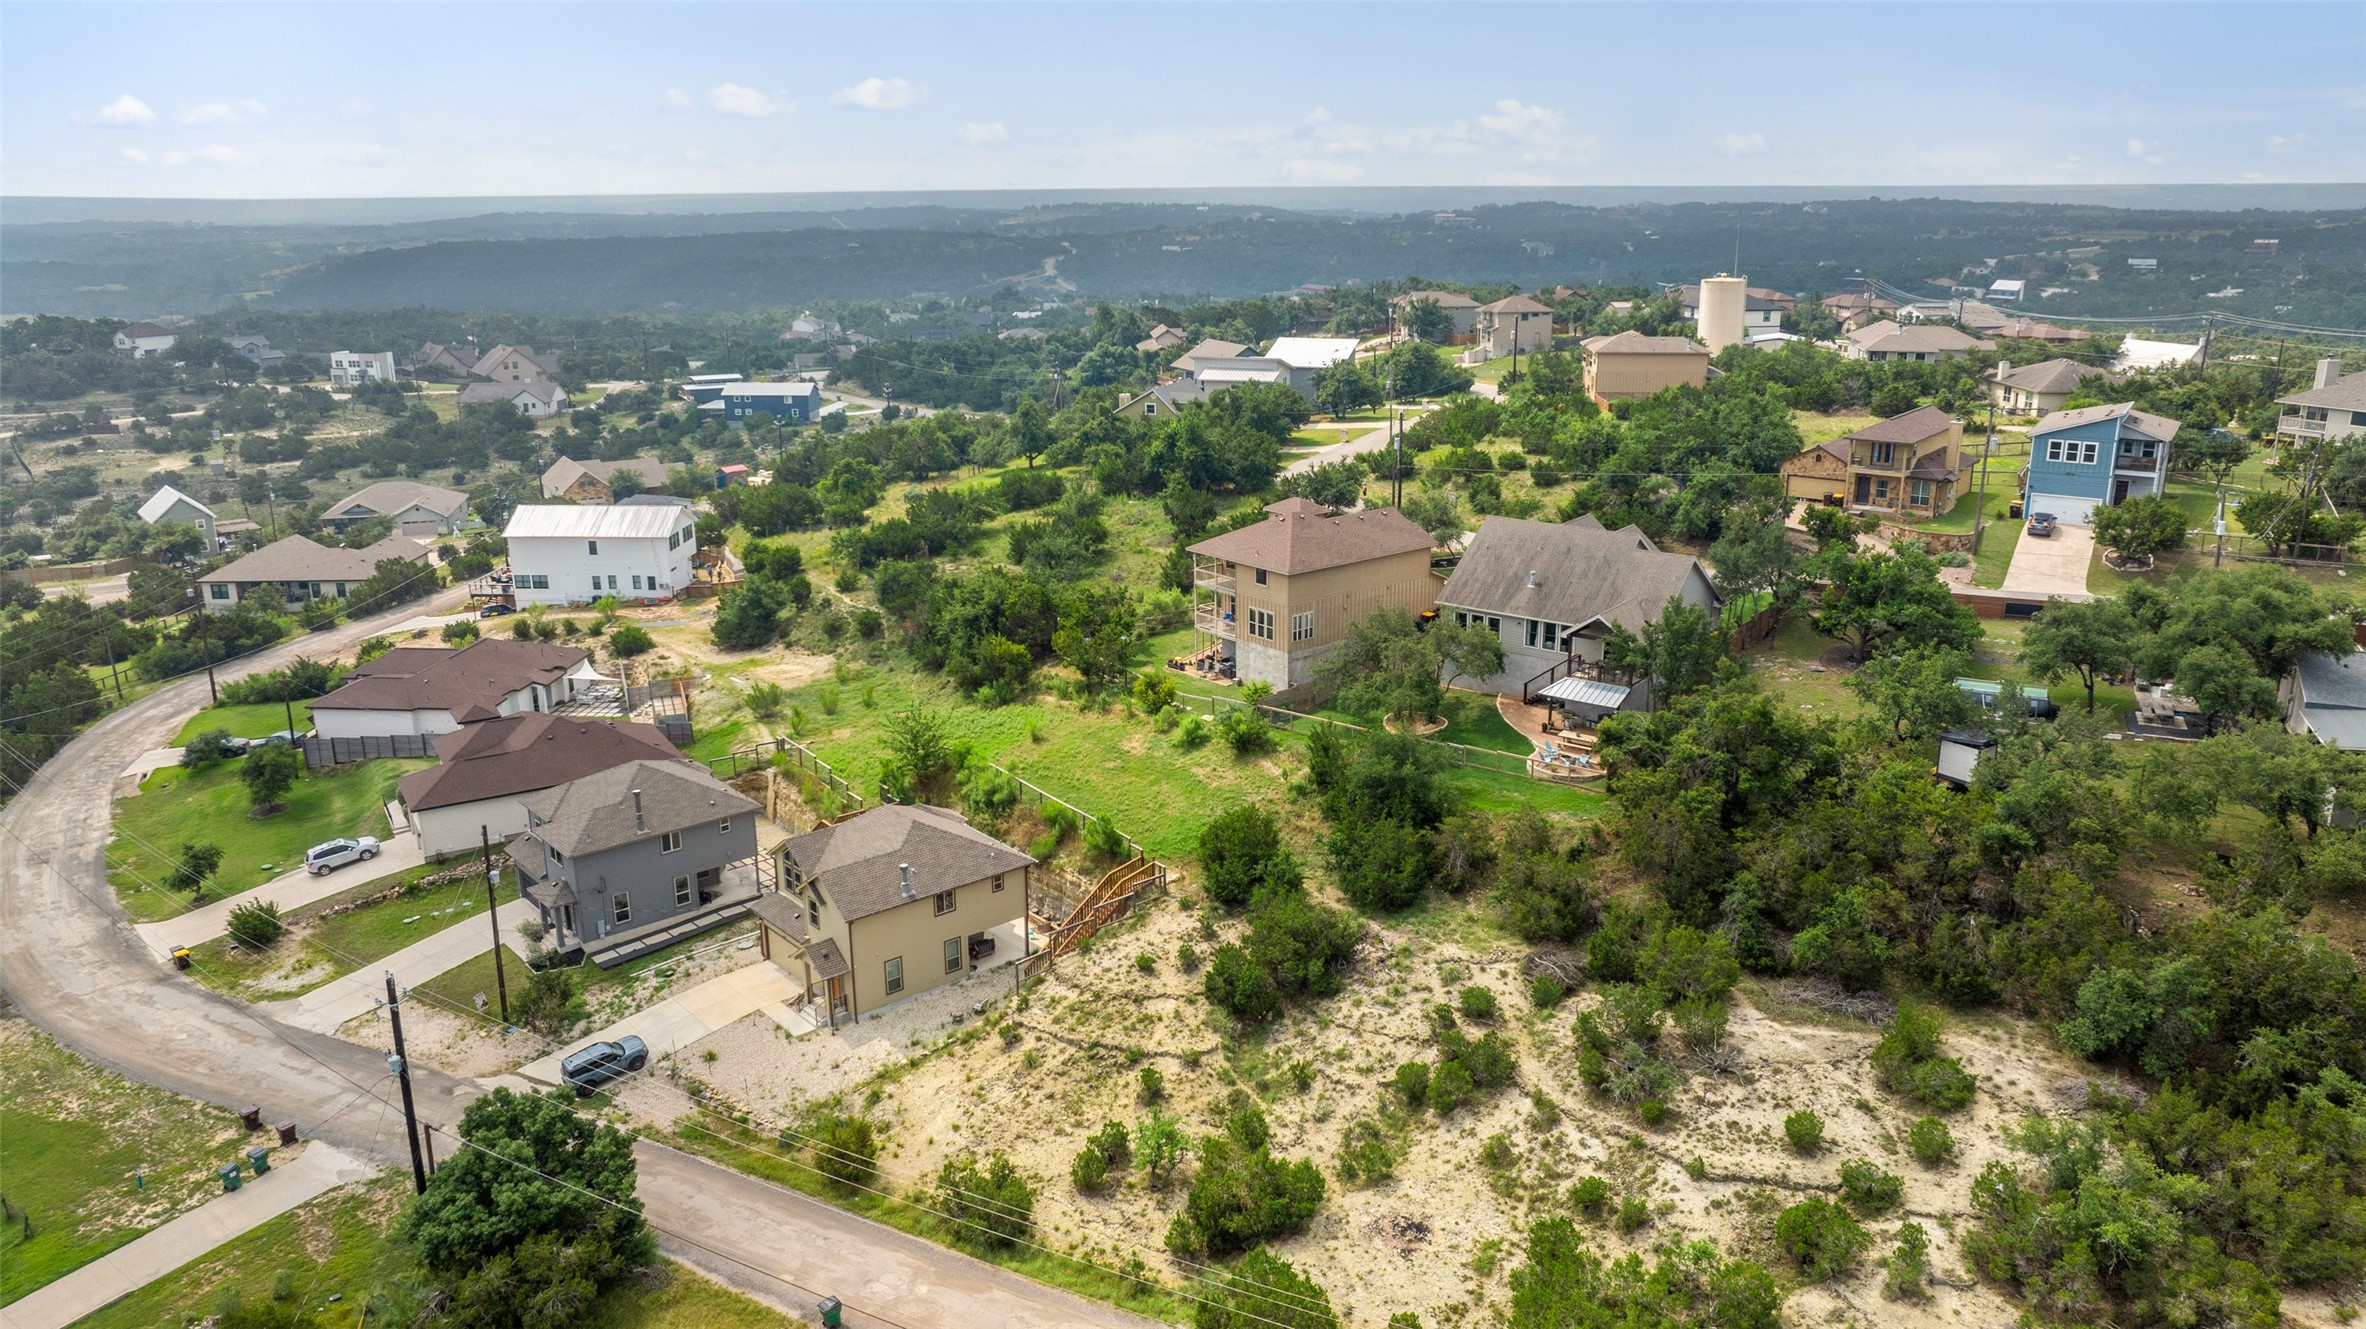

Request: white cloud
left=1714, top=131, right=1769, bottom=156
left=707, top=84, right=793, bottom=118
left=663, top=88, right=693, bottom=111
left=73, top=94, right=155, bottom=127
left=2126, top=137, right=2168, bottom=164
left=1281, top=158, right=1364, bottom=183
left=833, top=77, right=917, bottom=110
left=120, top=147, right=149, bottom=165
left=162, top=143, right=254, bottom=168
left=2264, top=133, right=2305, bottom=154
left=955, top=121, right=1008, bottom=145
left=1478, top=99, right=1562, bottom=142
left=179, top=99, right=266, bottom=126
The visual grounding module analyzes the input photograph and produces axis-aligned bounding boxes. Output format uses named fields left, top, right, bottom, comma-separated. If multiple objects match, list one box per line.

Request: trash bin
left=247, top=1146, right=271, bottom=1176
left=219, top=1164, right=242, bottom=1193
left=276, top=1121, right=298, bottom=1146
left=239, top=1106, right=263, bottom=1131
left=816, top=1297, right=842, bottom=1328
left=171, top=947, right=192, bottom=971
left=2008, top=501, right=2024, bottom=520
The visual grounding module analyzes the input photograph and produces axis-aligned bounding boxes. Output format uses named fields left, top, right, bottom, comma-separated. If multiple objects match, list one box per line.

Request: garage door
left=2028, top=493, right=2099, bottom=528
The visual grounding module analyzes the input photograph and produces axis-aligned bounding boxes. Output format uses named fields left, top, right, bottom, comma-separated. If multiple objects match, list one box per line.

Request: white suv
left=303, top=837, right=381, bottom=875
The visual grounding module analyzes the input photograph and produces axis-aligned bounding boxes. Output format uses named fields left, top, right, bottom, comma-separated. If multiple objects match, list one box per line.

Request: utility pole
left=2214, top=488, right=2228, bottom=567
left=192, top=599, right=218, bottom=704
left=480, top=826, right=509, bottom=1023
left=279, top=672, right=298, bottom=743
left=385, top=972, right=428, bottom=1195
left=1973, top=404, right=1996, bottom=555
left=2198, top=312, right=2218, bottom=372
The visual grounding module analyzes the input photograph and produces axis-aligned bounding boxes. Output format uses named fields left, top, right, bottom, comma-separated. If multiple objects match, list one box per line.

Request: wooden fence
left=703, top=735, right=862, bottom=813
left=4, top=555, right=148, bottom=585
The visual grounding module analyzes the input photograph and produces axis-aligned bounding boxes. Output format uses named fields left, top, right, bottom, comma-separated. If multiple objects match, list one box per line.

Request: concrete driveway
left=133, top=831, right=427, bottom=957
left=2001, top=520, right=2094, bottom=598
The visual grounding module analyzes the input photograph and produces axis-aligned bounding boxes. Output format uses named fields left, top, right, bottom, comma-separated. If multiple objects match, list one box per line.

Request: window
left=1144, top=402, right=1158, bottom=416
left=1910, top=479, right=1934, bottom=505
left=1246, top=608, right=1276, bottom=641
left=631, top=575, right=643, bottom=591
left=934, top=889, right=956, bottom=916
left=1542, top=622, right=1561, bottom=651
left=588, top=540, right=599, bottom=555
left=718, top=818, right=730, bottom=835
left=660, top=830, right=683, bottom=853
left=1871, top=442, right=1897, bottom=466
left=2046, top=438, right=2064, bottom=462
left=210, top=583, right=230, bottom=600
left=2082, top=440, right=2099, bottom=464
left=593, top=577, right=604, bottom=593
left=675, top=875, right=692, bottom=907
left=884, top=957, right=904, bottom=995
left=991, top=873, right=1006, bottom=893
left=613, top=892, right=632, bottom=925
left=946, top=937, right=964, bottom=973
left=668, top=531, right=681, bottom=550
left=608, top=575, right=619, bottom=591
left=1253, top=568, right=1268, bottom=586
left=1872, top=478, right=1891, bottom=501
left=1291, top=611, right=1315, bottom=642
left=809, top=899, right=820, bottom=926
left=1526, top=619, right=1539, bottom=648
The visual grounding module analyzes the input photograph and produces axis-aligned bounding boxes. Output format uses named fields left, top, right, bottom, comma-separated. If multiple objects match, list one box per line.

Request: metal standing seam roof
left=2293, top=650, right=2366, bottom=750
left=138, top=485, right=213, bottom=523
left=1538, top=677, right=1631, bottom=709
left=1262, top=336, right=1361, bottom=369
left=504, top=504, right=694, bottom=541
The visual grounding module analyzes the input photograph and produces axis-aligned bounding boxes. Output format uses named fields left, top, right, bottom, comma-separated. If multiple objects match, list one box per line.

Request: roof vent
left=898, top=863, right=915, bottom=899
left=1526, top=570, right=1539, bottom=589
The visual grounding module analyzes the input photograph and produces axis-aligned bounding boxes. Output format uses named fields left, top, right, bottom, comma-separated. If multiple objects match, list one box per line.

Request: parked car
left=2026, top=512, right=2057, bottom=538
left=561, top=1036, right=648, bottom=1096
left=257, top=729, right=306, bottom=747
left=303, top=836, right=381, bottom=875
left=478, top=603, right=515, bottom=618
left=214, top=735, right=252, bottom=758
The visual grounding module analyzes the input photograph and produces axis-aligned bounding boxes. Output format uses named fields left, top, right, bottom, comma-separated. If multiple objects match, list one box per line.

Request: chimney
left=2317, top=357, right=2343, bottom=390
left=1996, top=357, right=2009, bottom=380
left=898, top=863, right=914, bottom=900
left=1526, top=570, right=1539, bottom=589
left=631, top=789, right=644, bottom=834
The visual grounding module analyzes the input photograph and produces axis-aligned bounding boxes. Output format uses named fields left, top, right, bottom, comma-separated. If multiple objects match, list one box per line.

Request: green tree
left=1774, top=1198, right=1869, bottom=1281
left=1312, top=361, right=1382, bottom=418
left=170, top=841, right=224, bottom=895
left=1198, top=804, right=1302, bottom=909
left=2178, top=427, right=2253, bottom=490
left=1844, top=645, right=1977, bottom=740
left=1194, top=1249, right=1338, bottom=1329
left=1134, top=1112, right=1190, bottom=1190
left=1811, top=546, right=1980, bottom=663
left=400, top=1087, right=650, bottom=1274
left=2092, top=493, right=2188, bottom=561
left=2020, top=596, right=2141, bottom=713
left=936, top=1152, right=1035, bottom=1251
left=1403, top=297, right=1455, bottom=345
left=240, top=741, right=302, bottom=812
left=1003, top=398, right=1055, bottom=468
left=880, top=707, right=956, bottom=803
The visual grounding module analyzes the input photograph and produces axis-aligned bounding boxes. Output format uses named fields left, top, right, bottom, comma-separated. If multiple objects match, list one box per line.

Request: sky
left=2, top=2, right=2360, bottom=199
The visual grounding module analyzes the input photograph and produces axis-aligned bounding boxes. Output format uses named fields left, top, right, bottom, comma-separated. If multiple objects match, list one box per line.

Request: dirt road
left=0, top=592, right=1148, bottom=1328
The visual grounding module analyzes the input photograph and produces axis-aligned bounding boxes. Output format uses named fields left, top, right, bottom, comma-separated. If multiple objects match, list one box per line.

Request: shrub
left=744, top=682, right=788, bottom=718
left=1174, top=713, right=1212, bottom=749
left=608, top=625, right=655, bottom=658
left=1138, top=1065, right=1165, bottom=1104
left=512, top=967, right=582, bottom=1037
left=1134, top=951, right=1156, bottom=975
left=810, top=1114, right=877, bottom=1188
left=1614, top=1198, right=1650, bottom=1233
left=1203, top=944, right=1281, bottom=1022
left=226, top=899, right=285, bottom=948
left=1328, top=817, right=1433, bottom=912
left=1177, top=943, right=1202, bottom=974
left=1195, top=1249, right=1338, bottom=1329
left=180, top=727, right=233, bottom=770
left=1907, top=1116, right=1955, bottom=1164
left=1458, top=985, right=1498, bottom=1022
left=1392, top=1061, right=1432, bottom=1109
left=1774, top=1198, right=1869, bottom=1281
left=1873, top=1002, right=1977, bottom=1110
left=1529, top=973, right=1568, bottom=1010
left=1197, top=804, right=1299, bottom=909
left=1130, top=670, right=1177, bottom=715
left=1336, top=1118, right=1394, bottom=1185
left=1672, top=995, right=1729, bottom=1058
left=1571, top=1175, right=1609, bottom=1216
left=937, top=1152, right=1034, bottom=1251
left=509, top=616, right=536, bottom=640
left=1071, top=1143, right=1110, bottom=1192
left=1087, top=1119, right=1131, bottom=1168
left=440, top=620, right=480, bottom=646
left=1134, top=1112, right=1189, bottom=1190
left=1084, top=816, right=1128, bottom=860
left=1216, top=707, right=1273, bottom=756
left=1884, top=1221, right=1931, bottom=1300
left=1838, top=1158, right=1904, bottom=1214
left=1168, top=1104, right=1325, bottom=1257
left=1784, top=1109, right=1825, bottom=1154
left=1427, top=1059, right=1475, bottom=1115
left=1638, top=1098, right=1669, bottom=1126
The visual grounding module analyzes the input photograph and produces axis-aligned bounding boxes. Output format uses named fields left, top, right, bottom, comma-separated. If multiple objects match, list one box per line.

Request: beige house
left=1987, top=358, right=2114, bottom=416
left=1820, top=293, right=1900, bottom=334
left=1391, top=290, right=1481, bottom=338
left=1780, top=406, right=1965, bottom=516
left=1843, top=321, right=1996, bottom=363
left=1184, top=497, right=1438, bottom=691
left=471, top=344, right=561, bottom=382
left=752, top=804, right=1034, bottom=1026
left=1134, top=324, right=1189, bottom=353
left=541, top=456, right=670, bottom=502
left=2274, top=359, right=2366, bottom=446
left=1471, top=295, right=1553, bottom=362
left=1580, top=331, right=1711, bottom=400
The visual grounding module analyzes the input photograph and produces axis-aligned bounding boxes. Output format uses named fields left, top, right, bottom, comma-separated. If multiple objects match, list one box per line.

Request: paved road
left=40, top=574, right=129, bottom=604
left=0, top=590, right=1153, bottom=1328
left=2001, top=520, right=2095, bottom=598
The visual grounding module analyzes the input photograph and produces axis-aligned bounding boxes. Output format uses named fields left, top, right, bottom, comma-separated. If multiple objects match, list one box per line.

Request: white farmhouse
left=136, top=484, right=217, bottom=545
left=503, top=504, right=698, bottom=606
left=114, top=322, right=177, bottom=358
left=458, top=379, right=570, bottom=417
left=328, top=351, right=397, bottom=387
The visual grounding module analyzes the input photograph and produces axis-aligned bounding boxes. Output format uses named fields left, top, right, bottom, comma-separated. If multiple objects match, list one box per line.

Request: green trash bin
left=816, top=1297, right=841, bottom=1328
left=219, top=1164, right=242, bottom=1193
left=247, top=1146, right=271, bottom=1176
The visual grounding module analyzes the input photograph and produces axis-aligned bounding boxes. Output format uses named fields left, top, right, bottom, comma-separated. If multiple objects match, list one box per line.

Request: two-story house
left=504, top=504, right=698, bottom=606
left=137, top=484, right=217, bottom=546
left=328, top=351, right=396, bottom=388
left=1392, top=290, right=1482, bottom=339
left=1471, top=296, right=1553, bottom=363
left=113, top=322, right=177, bottom=358
left=1580, top=332, right=1711, bottom=400
left=310, top=639, right=601, bottom=743
left=471, top=345, right=561, bottom=382
left=1987, top=357, right=2116, bottom=416
left=1436, top=514, right=1719, bottom=705
left=751, top=803, right=1034, bottom=1027
left=1779, top=406, right=1966, bottom=517
left=397, top=714, right=680, bottom=859
left=541, top=456, right=669, bottom=503
left=458, top=379, right=569, bottom=418
left=509, top=759, right=761, bottom=963
left=1184, top=497, right=1438, bottom=691
left=2274, top=359, right=2366, bottom=448
left=717, top=380, right=822, bottom=426
left=2023, top=402, right=2179, bottom=528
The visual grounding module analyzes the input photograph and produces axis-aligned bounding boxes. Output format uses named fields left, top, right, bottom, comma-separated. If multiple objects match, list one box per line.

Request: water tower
left=1697, top=274, right=1747, bottom=353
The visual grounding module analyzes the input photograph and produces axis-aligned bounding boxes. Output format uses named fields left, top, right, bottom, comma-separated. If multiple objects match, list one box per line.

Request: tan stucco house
left=752, top=804, right=1034, bottom=1026
left=1580, top=332, right=1711, bottom=400
left=1184, top=497, right=1438, bottom=691
left=1780, top=406, right=1966, bottom=516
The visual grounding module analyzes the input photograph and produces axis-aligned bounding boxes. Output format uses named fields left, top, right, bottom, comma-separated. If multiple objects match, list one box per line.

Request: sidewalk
left=119, top=748, right=185, bottom=782
left=132, top=832, right=426, bottom=957
left=262, top=898, right=536, bottom=1034
left=512, top=963, right=805, bottom=1087
left=0, top=1142, right=370, bottom=1329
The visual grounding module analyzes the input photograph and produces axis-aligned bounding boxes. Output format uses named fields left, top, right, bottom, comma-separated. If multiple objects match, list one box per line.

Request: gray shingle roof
left=1439, top=515, right=1717, bottom=635
left=2033, top=402, right=2180, bottom=443
left=2278, top=376, right=2366, bottom=412
left=1186, top=499, right=1434, bottom=576
left=782, top=804, right=1033, bottom=924
left=325, top=480, right=468, bottom=522
left=521, top=759, right=758, bottom=858
left=1848, top=322, right=1996, bottom=354
left=201, top=534, right=429, bottom=586
left=1991, top=358, right=2111, bottom=395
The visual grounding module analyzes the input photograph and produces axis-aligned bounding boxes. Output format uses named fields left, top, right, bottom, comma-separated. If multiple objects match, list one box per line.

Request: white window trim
left=674, top=875, right=692, bottom=906
left=660, top=830, right=683, bottom=853
left=884, top=957, right=904, bottom=995
left=613, top=892, right=632, bottom=925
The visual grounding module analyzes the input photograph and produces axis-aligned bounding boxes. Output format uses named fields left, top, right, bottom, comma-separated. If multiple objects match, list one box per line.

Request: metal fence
left=979, top=761, right=1150, bottom=862
left=704, top=735, right=862, bottom=812
left=300, top=733, right=433, bottom=768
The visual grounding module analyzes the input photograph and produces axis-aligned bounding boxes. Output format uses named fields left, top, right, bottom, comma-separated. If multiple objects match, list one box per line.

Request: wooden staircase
left=1022, top=854, right=1166, bottom=978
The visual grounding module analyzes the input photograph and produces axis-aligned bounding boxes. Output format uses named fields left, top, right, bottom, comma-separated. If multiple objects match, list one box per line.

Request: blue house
left=679, top=372, right=744, bottom=405
left=719, top=380, right=821, bottom=426
left=2023, top=402, right=2179, bottom=528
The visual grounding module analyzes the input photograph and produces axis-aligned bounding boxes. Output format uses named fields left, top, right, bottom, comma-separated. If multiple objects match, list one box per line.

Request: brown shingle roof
left=1394, top=290, right=1480, bottom=309
left=1839, top=405, right=1957, bottom=447
left=747, top=891, right=808, bottom=942
left=201, top=534, right=430, bottom=586
left=1186, top=499, right=1435, bottom=576
left=313, top=640, right=591, bottom=723
left=782, top=804, right=1033, bottom=924
left=521, top=759, right=758, bottom=858
left=396, top=714, right=680, bottom=812
left=1480, top=295, right=1553, bottom=314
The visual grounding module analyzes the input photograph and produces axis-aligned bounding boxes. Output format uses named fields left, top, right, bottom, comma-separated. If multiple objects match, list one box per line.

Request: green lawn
left=73, top=1172, right=794, bottom=1329
left=1971, top=511, right=2023, bottom=589
left=186, top=867, right=491, bottom=1001
left=1791, top=410, right=1876, bottom=447
left=0, top=1024, right=249, bottom=1304
left=172, top=701, right=314, bottom=745
left=108, top=759, right=427, bottom=922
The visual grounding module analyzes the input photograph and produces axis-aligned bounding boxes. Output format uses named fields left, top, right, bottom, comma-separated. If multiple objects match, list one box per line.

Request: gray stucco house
left=508, top=758, right=760, bottom=964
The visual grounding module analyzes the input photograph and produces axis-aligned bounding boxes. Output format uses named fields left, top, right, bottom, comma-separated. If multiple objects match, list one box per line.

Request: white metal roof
left=1200, top=367, right=1287, bottom=385
left=1263, top=336, right=1360, bottom=369
left=138, top=485, right=213, bottom=524
left=1538, top=677, right=1631, bottom=709
left=720, top=381, right=819, bottom=398
left=503, top=504, right=691, bottom=542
